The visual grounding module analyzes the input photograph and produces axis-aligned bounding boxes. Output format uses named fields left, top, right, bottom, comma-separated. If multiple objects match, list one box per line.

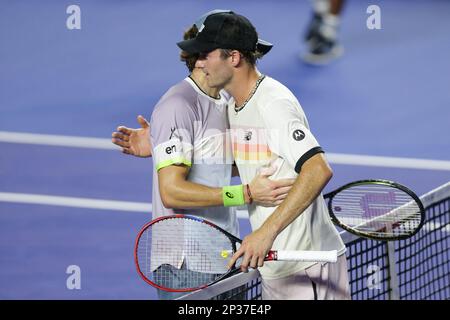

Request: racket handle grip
left=273, top=250, right=338, bottom=263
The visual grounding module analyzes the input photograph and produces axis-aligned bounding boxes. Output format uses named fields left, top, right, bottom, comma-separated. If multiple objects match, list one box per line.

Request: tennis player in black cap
left=178, top=11, right=350, bottom=300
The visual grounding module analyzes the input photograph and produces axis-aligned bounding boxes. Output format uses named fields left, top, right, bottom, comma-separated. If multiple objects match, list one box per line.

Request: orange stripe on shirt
left=232, top=142, right=272, bottom=161
left=233, top=150, right=272, bottom=161
left=233, top=142, right=271, bottom=153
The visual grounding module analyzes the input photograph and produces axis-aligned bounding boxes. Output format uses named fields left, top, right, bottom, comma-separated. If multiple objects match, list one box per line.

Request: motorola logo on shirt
left=292, top=129, right=305, bottom=141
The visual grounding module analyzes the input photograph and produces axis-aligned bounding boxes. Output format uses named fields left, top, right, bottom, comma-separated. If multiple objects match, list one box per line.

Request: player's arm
left=159, top=165, right=228, bottom=208
left=262, top=153, right=332, bottom=235
left=229, top=154, right=332, bottom=271
left=233, top=155, right=332, bottom=266
left=158, top=164, right=293, bottom=209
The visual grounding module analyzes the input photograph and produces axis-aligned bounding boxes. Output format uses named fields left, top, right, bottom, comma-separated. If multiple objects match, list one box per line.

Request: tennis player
left=177, top=11, right=351, bottom=300
left=112, top=10, right=293, bottom=300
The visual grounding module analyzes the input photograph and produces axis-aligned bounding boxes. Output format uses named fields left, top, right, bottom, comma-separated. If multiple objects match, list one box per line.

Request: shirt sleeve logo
left=169, top=127, right=177, bottom=139
left=165, top=145, right=176, bottom=154
left=169, top=127, right=183, bottom=142
left=292, top=129, right=305, bottom=141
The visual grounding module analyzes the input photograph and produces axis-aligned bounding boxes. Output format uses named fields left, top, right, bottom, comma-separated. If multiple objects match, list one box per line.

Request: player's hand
left=111, top=115, right=153, bottom=157
left=248, top=165, right=294, bottom=207
left=227, top=225, right=276, bottom=272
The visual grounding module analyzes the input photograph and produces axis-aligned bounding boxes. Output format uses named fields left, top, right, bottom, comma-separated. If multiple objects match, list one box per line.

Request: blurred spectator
left=302, top=0, right=346, bottom=65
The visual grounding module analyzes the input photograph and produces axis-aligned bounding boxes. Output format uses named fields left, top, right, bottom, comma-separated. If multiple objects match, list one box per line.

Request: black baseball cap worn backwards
left=177, top=11, right=273, bottom=55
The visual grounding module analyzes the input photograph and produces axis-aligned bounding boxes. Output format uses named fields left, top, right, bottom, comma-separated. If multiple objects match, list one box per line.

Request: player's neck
left=226, top=67, right=261, bottom=107
left=190, top=68, right=221, bottom=99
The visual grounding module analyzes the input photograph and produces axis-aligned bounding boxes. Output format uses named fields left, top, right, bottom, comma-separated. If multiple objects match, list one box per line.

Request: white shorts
left=261, top=254, right=351, bottom=300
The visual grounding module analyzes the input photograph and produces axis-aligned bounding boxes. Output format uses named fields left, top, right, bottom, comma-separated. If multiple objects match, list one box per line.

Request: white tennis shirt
left=228, top=76, right=346, bottom=279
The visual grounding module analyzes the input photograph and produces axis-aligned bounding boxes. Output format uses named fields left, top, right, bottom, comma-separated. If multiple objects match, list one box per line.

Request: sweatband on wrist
left=222, top=185, right=245, bottom=207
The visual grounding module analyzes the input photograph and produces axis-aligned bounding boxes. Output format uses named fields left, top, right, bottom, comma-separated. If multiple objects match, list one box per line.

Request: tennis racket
left=324, top=179, right=425, bottom=241
left=134, top=214, right=338, bottom=292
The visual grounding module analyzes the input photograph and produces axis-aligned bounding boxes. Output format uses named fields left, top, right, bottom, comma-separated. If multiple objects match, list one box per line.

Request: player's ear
left=195, top=58, right=205, bottom=68
left=230, top=50, right=242, bottom=67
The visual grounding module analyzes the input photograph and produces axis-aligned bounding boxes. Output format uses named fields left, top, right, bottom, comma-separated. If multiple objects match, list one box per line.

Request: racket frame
left=324, top=179, right=425, bottom=241
left=134, top=214, right=242, bottom=292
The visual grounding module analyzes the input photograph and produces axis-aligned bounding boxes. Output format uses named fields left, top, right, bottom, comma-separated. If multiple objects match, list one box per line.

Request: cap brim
left=177, top=38, right=217, bottom=54
left=257, top=39, right=273, bottom=55
left=178, top=37, right=273, bottom=55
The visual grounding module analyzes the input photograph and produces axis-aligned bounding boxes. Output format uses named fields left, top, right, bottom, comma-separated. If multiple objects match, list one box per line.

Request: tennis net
left=177, top=182, right=449, bottom=300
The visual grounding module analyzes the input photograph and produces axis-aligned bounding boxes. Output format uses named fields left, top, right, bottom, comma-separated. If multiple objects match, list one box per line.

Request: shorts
left=261, top=254, right=351, bottom=300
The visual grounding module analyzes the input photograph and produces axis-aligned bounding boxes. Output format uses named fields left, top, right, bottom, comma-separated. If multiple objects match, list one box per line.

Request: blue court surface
left=0, top=0, right=449, bottom=299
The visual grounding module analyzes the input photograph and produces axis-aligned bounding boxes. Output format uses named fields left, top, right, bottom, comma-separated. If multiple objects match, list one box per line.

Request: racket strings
left=136, top=217, right=233, bottom=290
left=331, top=184, right=422, bottom=238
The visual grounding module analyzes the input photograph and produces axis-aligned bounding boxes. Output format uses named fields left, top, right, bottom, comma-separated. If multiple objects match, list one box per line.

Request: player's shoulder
left=256, top=76, right=302, bottom=111
left=152, top=79, right=198, bottom=118
left=259, top=76, right=297, bottom=100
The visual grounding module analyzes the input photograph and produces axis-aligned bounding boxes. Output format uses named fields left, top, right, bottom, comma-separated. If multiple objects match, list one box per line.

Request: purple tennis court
left=0, top=0, right=449, bottom=300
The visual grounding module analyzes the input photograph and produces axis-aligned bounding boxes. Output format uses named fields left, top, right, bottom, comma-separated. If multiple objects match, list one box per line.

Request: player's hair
left=180, top=25, right=200, bottom=72
left=219, top=49, right=264, bottom=67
